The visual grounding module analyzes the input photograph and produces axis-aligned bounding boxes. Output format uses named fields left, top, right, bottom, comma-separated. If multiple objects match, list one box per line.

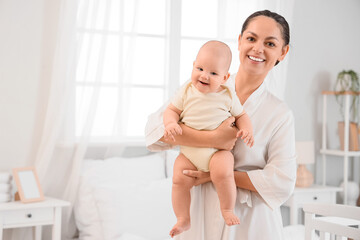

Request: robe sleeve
left=247, top=109, right=297, bottom=209
left=144, top=101, right=174, bottom=152
left=145, top=80, right=190, bottom=152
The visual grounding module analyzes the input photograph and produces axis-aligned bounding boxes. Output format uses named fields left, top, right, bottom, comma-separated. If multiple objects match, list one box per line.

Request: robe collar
left=227, top=74, right=267, bottom=117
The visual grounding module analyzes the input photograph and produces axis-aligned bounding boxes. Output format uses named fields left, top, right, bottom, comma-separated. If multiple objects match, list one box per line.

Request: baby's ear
left=222, top=73, right=230, bottom=83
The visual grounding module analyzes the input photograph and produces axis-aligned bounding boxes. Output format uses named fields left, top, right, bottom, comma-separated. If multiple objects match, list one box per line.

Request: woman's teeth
left=249, top=56, right=264, bottom=62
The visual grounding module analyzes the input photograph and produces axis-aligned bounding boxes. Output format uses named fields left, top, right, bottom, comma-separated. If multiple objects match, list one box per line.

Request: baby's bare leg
left=170, top=153, right=197, bottom=238
left=209, top=150, right=240, bottom=226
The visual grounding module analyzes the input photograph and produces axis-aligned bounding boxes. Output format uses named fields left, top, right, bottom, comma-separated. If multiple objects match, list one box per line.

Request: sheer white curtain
left=34, top=0, right=143, bottom=239
left=15, top=1, right=294, bottom=239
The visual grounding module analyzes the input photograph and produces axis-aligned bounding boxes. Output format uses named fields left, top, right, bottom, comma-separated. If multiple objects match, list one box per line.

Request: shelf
left=320, top=93, right=359, bottom=204
left=322, top=91, right=360, bottom=95
left=292, top=184, right=342, bottom=193
left=320, top=149, right=360, bottom=157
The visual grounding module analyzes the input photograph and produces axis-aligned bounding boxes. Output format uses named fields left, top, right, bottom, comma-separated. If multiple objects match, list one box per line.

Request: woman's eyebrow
left=247, top=31, right=280, bottom=42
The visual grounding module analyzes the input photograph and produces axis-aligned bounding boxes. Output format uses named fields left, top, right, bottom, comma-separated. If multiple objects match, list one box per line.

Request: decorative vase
left=295, top=165, right=314, bottom=188
left=339, top=181, right=360, bottom=205
left=338, top=122, right=359, bottom=151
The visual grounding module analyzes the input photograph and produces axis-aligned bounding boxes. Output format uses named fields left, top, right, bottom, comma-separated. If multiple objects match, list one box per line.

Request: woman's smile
left=248, top=55, right=265, bottom=62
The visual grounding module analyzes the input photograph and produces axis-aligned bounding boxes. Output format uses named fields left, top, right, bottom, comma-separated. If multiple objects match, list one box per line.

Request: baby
left=163, top=40, right=254, bottom=237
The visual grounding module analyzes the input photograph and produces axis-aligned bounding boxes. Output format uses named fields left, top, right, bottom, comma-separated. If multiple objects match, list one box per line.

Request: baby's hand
left=164, top=123, right=182, bottom=141
left=237, top=129, right=254, bottom=148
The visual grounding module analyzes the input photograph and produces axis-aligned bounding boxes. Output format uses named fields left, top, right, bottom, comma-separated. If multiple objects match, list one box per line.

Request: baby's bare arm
left=235, top=112, right=254, bottom=147
left=161, top=116, right=238, bottom=150
left=163, top=104, right=183, bottom=141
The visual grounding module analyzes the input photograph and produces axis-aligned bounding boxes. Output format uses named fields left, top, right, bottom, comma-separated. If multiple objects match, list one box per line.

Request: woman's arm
left=182, top=169, right=257, bottom=192
left=234, top=171, right=257, bottom=192
left=161, top=116, right=239, bottom=150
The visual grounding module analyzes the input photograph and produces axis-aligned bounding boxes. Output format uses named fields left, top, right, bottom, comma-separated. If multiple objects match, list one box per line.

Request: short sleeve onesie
left=171, top=82, right=244, bottom=171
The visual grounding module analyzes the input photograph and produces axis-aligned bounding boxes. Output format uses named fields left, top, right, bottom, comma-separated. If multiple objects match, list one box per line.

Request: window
left=75, top=0, right=257, bottom=141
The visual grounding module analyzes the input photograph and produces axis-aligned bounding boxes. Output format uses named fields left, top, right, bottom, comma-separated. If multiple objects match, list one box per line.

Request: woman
left=145, top=10, right=296, bottom=240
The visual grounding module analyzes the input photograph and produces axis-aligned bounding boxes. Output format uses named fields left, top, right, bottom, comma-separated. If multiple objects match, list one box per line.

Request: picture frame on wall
left=12, top=167, right=44, bottom=203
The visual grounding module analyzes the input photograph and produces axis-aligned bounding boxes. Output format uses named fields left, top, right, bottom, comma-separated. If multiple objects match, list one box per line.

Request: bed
left=74, top=149, right=179, bottom=240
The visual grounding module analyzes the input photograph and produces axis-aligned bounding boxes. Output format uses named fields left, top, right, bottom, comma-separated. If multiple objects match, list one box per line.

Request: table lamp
left=295, top=141, right=315, bottom=188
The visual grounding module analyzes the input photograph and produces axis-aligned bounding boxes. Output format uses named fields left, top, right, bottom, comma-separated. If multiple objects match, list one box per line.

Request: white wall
left=285, top=0, right=360, bottom=187
left=0, top=0, right=60, bottom=173
left=0, top=0, right=44, bottom=171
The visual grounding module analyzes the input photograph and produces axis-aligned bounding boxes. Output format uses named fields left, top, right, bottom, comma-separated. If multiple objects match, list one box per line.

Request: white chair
left=303, top=203, right=360, bottom=240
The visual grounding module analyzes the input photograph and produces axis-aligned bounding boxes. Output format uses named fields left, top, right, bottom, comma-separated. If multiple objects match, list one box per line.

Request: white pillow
left=93, top=178, right=175, bottom=240
left=74, top=173, right=103, bottom=240
left=75, top=154, right=168, bottom=240
left=88, top=154, right=166, bottom=184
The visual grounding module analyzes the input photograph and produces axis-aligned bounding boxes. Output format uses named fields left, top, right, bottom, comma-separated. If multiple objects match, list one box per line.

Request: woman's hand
left=183, top=170, right=211, bottom=186
left=213, top=116, right=239, bottom=150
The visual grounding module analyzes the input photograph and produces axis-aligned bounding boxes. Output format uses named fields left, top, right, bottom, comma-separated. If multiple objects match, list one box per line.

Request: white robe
left=145, top=74, right=297, bottom=240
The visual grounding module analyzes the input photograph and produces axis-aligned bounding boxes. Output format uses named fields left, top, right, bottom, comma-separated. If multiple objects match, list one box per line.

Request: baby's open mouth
left=199, top=81, right=209, bottom=85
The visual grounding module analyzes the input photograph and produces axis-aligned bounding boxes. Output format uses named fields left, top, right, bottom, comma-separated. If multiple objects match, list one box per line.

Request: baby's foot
left=222, top=210, right=240, bottom=226
left=169, top=218, right=190, bottom=238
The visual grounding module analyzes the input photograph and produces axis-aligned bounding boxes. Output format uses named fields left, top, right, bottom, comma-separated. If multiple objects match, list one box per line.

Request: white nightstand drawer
left=2, top=207, right=53, bottom=226
left=294, top=191, right=332, bottom=204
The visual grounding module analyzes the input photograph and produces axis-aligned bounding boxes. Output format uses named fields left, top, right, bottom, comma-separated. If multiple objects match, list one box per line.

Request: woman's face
left=238, top=16, right=289, bottom=76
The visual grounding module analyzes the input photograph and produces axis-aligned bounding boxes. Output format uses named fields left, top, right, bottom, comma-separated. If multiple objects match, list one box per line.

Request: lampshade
left=295, top=141, right=315, bottom=187
left=295, top=141, right=315, bottom=165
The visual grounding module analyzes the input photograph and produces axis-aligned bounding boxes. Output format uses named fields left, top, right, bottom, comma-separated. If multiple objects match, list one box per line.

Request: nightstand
left=0, top=197, right=70, bottom=240
left=283, top=185, right=342, bottom=225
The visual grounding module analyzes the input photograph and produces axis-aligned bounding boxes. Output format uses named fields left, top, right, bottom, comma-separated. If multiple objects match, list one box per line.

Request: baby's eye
left=198, top=67, right=203, bottom=71
left=210, top=72, right=217, bottom=76
left=266, top=42, right=275, bottom=47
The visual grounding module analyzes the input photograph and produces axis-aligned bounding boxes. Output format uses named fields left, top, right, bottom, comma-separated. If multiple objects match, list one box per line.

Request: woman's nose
left=252, top=42, right=264, bottom=53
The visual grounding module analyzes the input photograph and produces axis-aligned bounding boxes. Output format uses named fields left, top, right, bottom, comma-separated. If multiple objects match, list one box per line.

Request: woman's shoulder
left=263, top=90, right=293, bottom=118
left=224, top=74, right=236, bottom=88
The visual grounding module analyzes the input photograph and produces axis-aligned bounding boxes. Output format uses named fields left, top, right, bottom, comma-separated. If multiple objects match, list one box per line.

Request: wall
left=0, top=0, right=60, bottom=173
left=0, top=0, right=43, bottom=171
left=285, top=0, right=360, bottom=187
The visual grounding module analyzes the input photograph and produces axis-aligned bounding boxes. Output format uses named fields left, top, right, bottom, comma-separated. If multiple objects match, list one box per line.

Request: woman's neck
left=235, top=68, right=266, bottom=104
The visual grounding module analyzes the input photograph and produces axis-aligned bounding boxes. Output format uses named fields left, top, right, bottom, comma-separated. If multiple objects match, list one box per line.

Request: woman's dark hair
left=241, top=10, right=290, bottom=66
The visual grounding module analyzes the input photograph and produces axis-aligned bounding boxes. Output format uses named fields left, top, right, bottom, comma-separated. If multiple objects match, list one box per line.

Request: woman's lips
left=248, top=55, right=265, bottom=62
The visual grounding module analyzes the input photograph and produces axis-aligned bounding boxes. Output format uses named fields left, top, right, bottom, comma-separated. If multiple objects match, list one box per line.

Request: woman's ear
left=278, top=45, right=290, bottom=62
left=237, top=34, right=242, bottom=51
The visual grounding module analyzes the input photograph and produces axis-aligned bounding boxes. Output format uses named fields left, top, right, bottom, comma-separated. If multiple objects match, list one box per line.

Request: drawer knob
left=27, top=213, right=32, bottom=218
left=313, top=196, right=318, bottom=200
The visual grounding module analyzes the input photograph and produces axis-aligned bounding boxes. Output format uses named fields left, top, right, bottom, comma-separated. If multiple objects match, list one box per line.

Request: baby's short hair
left=198, top=40, right=232, bottom=71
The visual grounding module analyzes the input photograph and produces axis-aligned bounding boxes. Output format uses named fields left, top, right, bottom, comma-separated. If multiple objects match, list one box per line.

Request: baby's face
left=191, top=48, right=230, bottom=94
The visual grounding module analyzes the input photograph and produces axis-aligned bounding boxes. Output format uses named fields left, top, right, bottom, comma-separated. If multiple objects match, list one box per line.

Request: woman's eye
left=247, top=37, right=255, bottom=42
left=266, top=42, right=275, bottom=47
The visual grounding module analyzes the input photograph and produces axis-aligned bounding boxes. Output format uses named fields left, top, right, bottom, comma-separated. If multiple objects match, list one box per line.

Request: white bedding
left=74, top=152, right=177, bottom=240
